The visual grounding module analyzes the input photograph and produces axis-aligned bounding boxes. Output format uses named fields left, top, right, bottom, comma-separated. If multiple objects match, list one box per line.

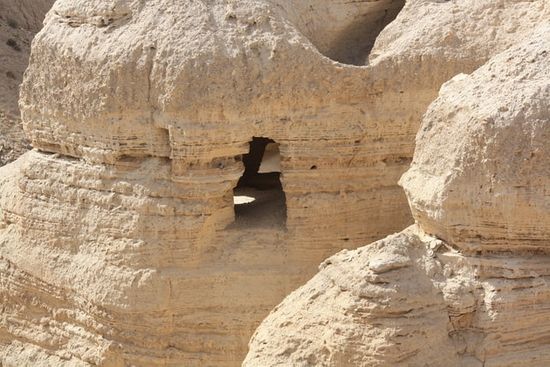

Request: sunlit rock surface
left=1, top=0, right=549, bottom=365
left=245, top=23, right=550, bottom=367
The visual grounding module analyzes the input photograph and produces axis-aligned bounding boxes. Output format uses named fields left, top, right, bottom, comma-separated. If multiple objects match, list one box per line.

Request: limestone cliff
left=245, top=23, right=550, bottom=367
left=0, top=0, right=54, bottom=165
left=0, top=0, right=548, bottom=366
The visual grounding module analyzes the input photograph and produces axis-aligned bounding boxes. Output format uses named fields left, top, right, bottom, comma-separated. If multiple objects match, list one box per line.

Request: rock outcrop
left=401, top=25, right=550, bottom=253
left=245, top=23, right=550, bottom=367
left=0, top=0, right=54, bottom=166
left=1, top=0, right=549, bottom=366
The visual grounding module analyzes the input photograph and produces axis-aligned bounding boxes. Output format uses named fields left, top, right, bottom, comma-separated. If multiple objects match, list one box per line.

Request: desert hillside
left=0, top=0, right=54, bottom=165
left=0, top=1, right=548, bottom=366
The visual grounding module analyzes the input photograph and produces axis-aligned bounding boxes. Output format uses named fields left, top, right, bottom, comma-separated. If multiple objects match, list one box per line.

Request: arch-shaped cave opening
left=233, top=137, right=286, bottom=228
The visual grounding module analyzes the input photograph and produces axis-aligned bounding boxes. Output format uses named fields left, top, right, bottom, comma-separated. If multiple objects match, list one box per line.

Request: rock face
left=245, top=23, right=550, bottom=367
left=0, top=0, right=54, bottom=166
left=401, top=24, right=550, bottom=253
left=1, top=1, right=549, bottom=366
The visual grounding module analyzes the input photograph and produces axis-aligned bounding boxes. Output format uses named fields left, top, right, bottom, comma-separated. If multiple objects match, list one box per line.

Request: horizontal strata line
left=34, top=148, right=171, bottom=162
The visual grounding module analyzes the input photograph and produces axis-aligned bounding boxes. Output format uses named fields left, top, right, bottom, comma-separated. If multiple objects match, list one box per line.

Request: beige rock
left=370, top=0, right=550, bottom=66
left=1, top=1, right=415, bottom=364
left=244, top=227, right=464, bottom=366
left=400, top=24, right=550, bottom=253
left=245, top=23, right=550, bottom=367
left=0, top=0, right=54, bottom=166
left=1, top=0, right=549, bottom=366
left=246, top=226, right=550, bottom=366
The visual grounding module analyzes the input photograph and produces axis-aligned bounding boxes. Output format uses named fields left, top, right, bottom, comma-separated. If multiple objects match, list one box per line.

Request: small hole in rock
left=310, top=165, right=317, bottom=170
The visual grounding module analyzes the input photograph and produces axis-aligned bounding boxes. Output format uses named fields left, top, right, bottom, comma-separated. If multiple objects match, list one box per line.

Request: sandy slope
left=0, top=0, right=54, bottom=165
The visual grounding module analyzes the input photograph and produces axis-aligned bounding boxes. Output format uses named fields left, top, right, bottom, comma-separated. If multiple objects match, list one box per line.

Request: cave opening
left=233, top=137, right=286, bottom=228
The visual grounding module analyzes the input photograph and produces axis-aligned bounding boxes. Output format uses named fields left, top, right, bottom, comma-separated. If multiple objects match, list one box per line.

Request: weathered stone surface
left=245, top=227, right=464, bottom=366
left=1, top=0, right=549, bottom=366
left=0, top=0, right=53, bottom=166
left=401, top=24, right=550, bottom=253
left=245, top=23, right=550, bottom=367
left=1, top=1, right=415, bottom=364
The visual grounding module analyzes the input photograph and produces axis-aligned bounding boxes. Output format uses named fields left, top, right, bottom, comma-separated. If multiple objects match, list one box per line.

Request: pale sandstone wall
left=400, top=29, right=550, bottom=253
left=0, top=0, right=54, bottom=165
left=0, top=0, right=548, bottom=366
left=245, top=23, right=550, bottom=366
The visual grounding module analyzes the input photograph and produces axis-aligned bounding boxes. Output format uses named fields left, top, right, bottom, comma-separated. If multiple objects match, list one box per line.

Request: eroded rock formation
left=0, top=0, right=548, bottom=366
left=245, top=23, right=550, bottom=367
left=0, top=0, right=54, bottom=166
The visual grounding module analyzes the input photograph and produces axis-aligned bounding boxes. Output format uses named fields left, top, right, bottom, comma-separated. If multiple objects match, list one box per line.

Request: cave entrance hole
left=233, top=137, right=286, bottom=228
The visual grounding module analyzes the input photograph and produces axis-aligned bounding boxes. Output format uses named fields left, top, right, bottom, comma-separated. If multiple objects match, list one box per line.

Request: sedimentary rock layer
left=246, top=225, right=550, bottom=366
left=1, top=0, right=549, bottom=365
left=245, top=22, right=550, bottom=367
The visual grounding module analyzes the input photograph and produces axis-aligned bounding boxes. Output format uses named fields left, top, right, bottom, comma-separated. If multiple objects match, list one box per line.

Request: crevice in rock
left=326, top=0, right=405, bottom=65
left=287, top=0, right=405, bottom=65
